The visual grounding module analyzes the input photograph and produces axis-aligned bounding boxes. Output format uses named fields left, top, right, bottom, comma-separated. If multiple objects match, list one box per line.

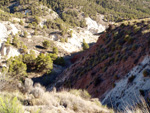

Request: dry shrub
left=123, top=97, right=150, bottom=113
left=30, top=89, right=111, bottom=113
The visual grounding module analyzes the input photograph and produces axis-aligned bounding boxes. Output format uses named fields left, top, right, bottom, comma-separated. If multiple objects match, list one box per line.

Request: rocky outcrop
left=0, top=23, right=8, bottom=48
left=51, top=21, right=150, bottom=110
left=0, top=22, right=19, bottom=59
left=102, top=56, right=150, bottom=111
left=85, top=17, right=106, bottom=34
left=0, top=44, right=20, bottom=59
left=0, top=43, right=5, bottom=56
left=53, top=17, right=107, bottom=54
left=55, top=28, right=100, bottom=53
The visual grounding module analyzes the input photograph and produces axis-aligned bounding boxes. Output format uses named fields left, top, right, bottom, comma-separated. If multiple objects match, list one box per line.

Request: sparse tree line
left=1, top=0, right=150, bottom=23
left=2, top=34, right=65, bottom=79
left=2, top=49, right=65, bottom=78
left=5, top=34, right=28, bottom=53
left=41, top=0, right=150, bottom=22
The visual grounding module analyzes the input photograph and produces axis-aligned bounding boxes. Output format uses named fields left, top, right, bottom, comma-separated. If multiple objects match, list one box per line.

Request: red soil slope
left=55, top=21, right=150, bottom=99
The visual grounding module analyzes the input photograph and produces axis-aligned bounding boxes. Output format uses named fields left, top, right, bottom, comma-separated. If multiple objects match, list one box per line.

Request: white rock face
left=54, top=17, right=106, bottom=54
left=0, top=23, right=8, bottom=47
left=0, top=22, right=19, bottom=59
left=102, top=56, right=150, bottom=111
left=6, top=47, right=20, bottom=59
left=85, top=17, right=106, bottom=34
left=50, top=34, right=58, bottom=41
left=9, top=23, right=18, bottom=35
left=55, top=29, right=99, bottom=54
left=0, top=46, right=20, bottom=59
left=0, top=22, right=18, bottom=48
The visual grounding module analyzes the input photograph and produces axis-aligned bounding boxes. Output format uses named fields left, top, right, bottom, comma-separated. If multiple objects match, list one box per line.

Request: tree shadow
left=8, top=1, right=19, bottom=13
left=32, top=72, right=57, bottom=87
left=49, top=31, right=61, bottom=35
left=35, top=45, right=45, bottom=49
left=93, top=31, right=104, bottom=36
left=32, top=41, right=97, bottom=89
left=31, top=53, right=75, bottom=88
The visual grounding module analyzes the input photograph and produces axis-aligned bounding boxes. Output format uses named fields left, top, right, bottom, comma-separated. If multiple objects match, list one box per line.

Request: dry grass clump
left=13, top=78, right=112, bottom=113
left=120, top=97, right=150, bottom=113
left=30, top=89, right=111, bottom=113
left=1, top=80, right=150, bottom=113
left=1, top=88, right=111, bottom=113
left=0, top=89, right=107, bottom=113
left=142, top=29, right=150, bottom=34
left=0, top=72, right=19, bottom=92
left=69, top=89, right=91, bottom=99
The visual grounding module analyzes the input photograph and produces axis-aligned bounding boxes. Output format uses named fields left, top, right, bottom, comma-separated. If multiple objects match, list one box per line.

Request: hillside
left=43, top=0, right=150, bottom=22
left=0, top=0, right=108, bottom=54
left=1, top=0, right=150, bottom=23
left=0, top=0, right=150, bottom=113
left=0, top=0, right=107, bottom=80
left=0, top=1, right=112, bottom=113
left=52, top=19, right=150, bottom=111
